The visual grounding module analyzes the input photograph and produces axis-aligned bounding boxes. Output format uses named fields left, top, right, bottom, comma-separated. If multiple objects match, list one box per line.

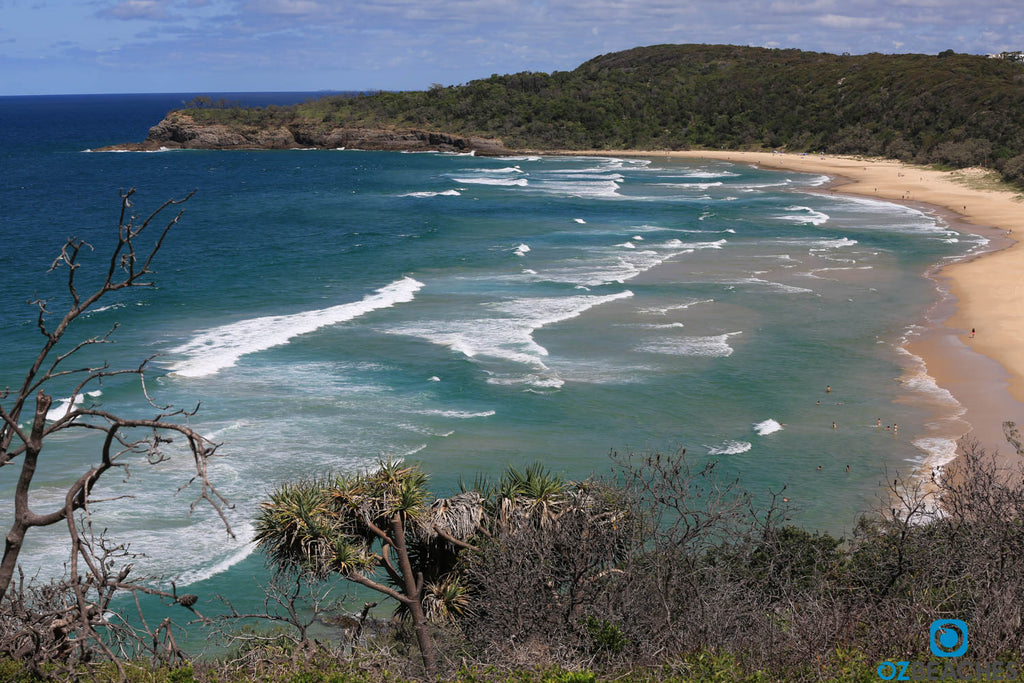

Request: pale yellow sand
left=559, top=149, right=1024, bottom=459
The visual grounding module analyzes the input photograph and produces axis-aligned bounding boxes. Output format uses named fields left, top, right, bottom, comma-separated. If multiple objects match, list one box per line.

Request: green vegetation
left=7, top=439, right=1024, bottom=680
left=180, top=44, right=1024, bottom=185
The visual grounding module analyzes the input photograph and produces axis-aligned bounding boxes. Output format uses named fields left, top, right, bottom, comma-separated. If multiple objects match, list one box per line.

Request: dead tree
left=0, top=188, right=233, bottom=675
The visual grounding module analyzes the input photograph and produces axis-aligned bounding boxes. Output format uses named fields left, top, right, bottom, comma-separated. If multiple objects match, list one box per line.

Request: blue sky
left=1, top=0, right=1021, bottom=95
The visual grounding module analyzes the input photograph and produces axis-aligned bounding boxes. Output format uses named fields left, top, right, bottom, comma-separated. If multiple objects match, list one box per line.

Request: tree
left=254, top=460, right=612, bottom=677
left=254, top=460, right=484, bottom=677
left=0, top=189, right=232, bottom=676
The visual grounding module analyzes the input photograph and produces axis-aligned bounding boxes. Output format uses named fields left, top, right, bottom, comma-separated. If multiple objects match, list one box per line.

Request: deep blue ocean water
left=0, top=94, right=981, bottom=629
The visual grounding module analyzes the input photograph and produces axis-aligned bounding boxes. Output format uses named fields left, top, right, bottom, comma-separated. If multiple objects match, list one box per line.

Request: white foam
left=388, top=290, right=633, bottom=388
left=753, top=419, right=784, bottom=436
left=175, top=529, right=256, bottom=586
left=401, top=189, right=461, bottom=198
left=652, top=181, right=723, bottom=191
left=527, top=179, right=621, bottom=198
left=896, top=349, right=965, bottom=414
left=574, top=218, right=587, bottom=224
left=639, top=298, right=714, bottom=315
left=46, top=394, right=83, bottom=421
left=539, top=235, right=708, bottom=287
left=451, top=176, right=528, bottom=186
left=912, top=437, right=960, bottom=472
left=724, top=278, right=814, bottom=294
left=706, top=440, right=753, bottom=455
left=416, top=409, right=496, bottom=419
left=661, top=238, right=726, bottom=250
left=777, top=206, right=830, bottom=226
left=659, top=170, right=739, bottom=179
left=169, top=277, right=423, bottom=378
left=428, top=376, right=441, bottom=382
left=513, top=244, right=531, bottom=256
left=637, top=331, right=741, bottom=357
left=627, top=322, right=686, bottom=329
left=809, top=237, right=858, bottom=250
left=44, top=389, right=103, bottom=421
left=87, top=302, right=126, bottom=315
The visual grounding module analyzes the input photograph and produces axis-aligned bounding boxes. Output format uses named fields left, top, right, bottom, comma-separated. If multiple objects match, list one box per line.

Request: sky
left=0, top=0, right=1021, bottom=96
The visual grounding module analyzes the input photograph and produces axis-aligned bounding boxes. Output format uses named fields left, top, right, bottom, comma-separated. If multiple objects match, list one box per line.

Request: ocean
left=0, top=94, right=982, bottom=621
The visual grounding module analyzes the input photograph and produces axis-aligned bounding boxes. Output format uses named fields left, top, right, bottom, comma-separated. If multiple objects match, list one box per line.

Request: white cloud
left=101, top=0, right=174, bottom=20
left=243, top=0, right=323, bottom=15
left=814, top=13, right=902, bottom=30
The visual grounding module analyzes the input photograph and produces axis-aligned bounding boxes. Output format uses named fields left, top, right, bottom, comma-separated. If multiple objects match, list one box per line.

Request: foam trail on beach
left=169, top=277, right=424, bottom=378
left=896, top=348, right=965, bottom=416
left=911, top=437, right=959, bottom=473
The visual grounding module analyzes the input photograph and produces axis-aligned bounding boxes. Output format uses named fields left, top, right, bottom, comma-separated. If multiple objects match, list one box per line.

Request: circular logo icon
left=930, top=619, right=968, bottom=658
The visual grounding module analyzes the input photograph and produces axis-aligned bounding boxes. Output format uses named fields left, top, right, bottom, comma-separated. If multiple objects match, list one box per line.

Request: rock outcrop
left=99, top=112, right=512, bottom=155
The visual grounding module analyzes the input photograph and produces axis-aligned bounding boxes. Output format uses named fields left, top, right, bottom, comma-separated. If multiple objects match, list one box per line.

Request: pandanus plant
left=254, top=460, right=483, bottom=677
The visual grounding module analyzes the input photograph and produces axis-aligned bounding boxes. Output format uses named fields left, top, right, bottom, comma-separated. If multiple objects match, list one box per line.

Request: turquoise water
left=0, top=95, right=982, bottom=618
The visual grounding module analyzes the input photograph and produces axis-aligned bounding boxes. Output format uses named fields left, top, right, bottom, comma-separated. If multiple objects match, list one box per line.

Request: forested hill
left=139, top=44, right=1024, bottom=184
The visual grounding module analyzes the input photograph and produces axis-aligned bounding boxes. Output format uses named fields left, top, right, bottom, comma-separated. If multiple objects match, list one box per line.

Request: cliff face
left=100, top=112, right=511, bottom=155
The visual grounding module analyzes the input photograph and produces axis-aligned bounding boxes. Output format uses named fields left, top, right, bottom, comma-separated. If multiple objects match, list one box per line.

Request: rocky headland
left=98, top=111, right=511, bottom=155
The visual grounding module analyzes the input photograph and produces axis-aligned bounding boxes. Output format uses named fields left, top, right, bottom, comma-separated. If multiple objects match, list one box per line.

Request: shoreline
left=556, top=148, right=1024, bottom=467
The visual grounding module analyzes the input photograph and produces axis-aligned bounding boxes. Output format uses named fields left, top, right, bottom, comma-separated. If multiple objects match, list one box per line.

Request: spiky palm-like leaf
left=494, top=462, right=570, bottom=531
left=394, top=574, right=472, bottom=624
left=422, top=575, right=472, bottom=624
left=355, top=460, right=429, bottom=531
left=329, top=538, right=377, bottom=576
left=254, top=477, right=335, bottom=574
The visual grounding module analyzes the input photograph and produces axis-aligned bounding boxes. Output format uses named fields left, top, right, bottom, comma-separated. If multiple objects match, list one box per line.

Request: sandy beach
left=563, top=149, right=1024, bottom=463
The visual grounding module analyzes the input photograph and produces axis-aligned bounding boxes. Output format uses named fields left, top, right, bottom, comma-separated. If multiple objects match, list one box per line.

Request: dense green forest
left=184, top=44, right=1024, bottom=185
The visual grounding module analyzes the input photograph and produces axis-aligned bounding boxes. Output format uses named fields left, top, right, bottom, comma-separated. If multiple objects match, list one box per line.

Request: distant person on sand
left=970, top=328, right=976, bottom=338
